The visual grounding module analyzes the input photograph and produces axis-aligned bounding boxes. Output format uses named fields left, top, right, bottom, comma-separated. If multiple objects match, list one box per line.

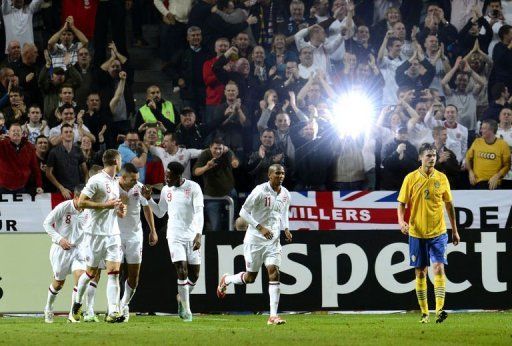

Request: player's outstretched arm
left=445, top=201, right=460, bottom=245
left=78, top=193, right=121, bottom=209
left=147, top=188, right=168, bottom=218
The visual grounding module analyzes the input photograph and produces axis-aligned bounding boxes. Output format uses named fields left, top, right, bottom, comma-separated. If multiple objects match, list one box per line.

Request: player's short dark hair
left=418, top=142, right=436, bottom=156
left=102, top=149, right=120, bottom=166
left=482, top=119, right=498, bottom=134
left=210, top=136, right=224, bottom=146
left=122, top=162, right=139, bottom=174
left=491, top=82, right=507, bottom=100
left=74, top=184, right=85, bottom=196
left=167, top=161, right=185, bottom=176
left=164, top=131, right=176, bottom=142
left=35, top=134, right=48, bottom=144
left=386, top=37, right=401, bottom=49
left=59, top=103, right=74, bottom=114
left=60, top=123, right=73, bottom=133
left=498, top=24, right=512, bottom=40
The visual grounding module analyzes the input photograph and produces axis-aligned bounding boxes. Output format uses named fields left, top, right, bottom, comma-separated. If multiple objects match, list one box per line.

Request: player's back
left=243, top=182, right=291, bottom=244
left=118, top=181, right=147, bottom=237
left=82, top=171, right=121, bottom=236
left=43, top=200, right=84, bottom=245
left=163, top=179, right=204, bottom=241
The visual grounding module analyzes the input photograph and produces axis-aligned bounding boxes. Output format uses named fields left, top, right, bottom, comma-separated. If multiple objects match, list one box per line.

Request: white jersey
left=43, top=200, right=84, bottom=246
left=149, top=146, right=202, bottom=179
left=118, top=181, right=148, bottom=238
left=81, top=170, right=121, bottom=236
left=149, top=179, right=204, bottom=242
left=241, top=182, right=291, bottom=245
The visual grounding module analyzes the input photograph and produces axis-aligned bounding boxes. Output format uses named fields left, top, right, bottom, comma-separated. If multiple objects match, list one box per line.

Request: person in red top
left=0, top=123, right=42, bottom=194
left=203, top=37, right=230, bottom=127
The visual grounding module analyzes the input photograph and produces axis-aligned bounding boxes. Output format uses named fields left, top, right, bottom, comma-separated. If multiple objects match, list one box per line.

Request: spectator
left=497, top=107, right=512, bottom=188
left=1, top=40, right=22, bottom=69
left=135, top=85, right=176, bottom=142
left=149, top=132, right=202, bottom=179
left=417, top=5, right=458, bottom=50
left=174, top=107, right=217, bottom=149
left=251, top=46, right=269, bottom=84
left=0, top=122, right=42, bottom=194
left=118, top=130, right=149, bottom=183
left=395, top=49, right=435, bottom=90
left=483, top=83, right=511, bottom=122
left=21, top=105, right=49, bottom=144
left=378, top=36, right=403, bottom=106
left=142, top=125, right=165, bottom=189
left=345, top=25, right=377, bottom=63
left=154, top=0, right=193, bottom=63
left=407, top=101, right=433, bottom=149
left=371, top=6, right=402, bottom=48
left=211, top=81, right=251, bottom=156
left=46, top=123, right=88, bottom=199
left=489, top=25, right=512, bottom=99
left=442, top=57, right=486, bottom=142
left=269, top=60, right=305, bottom=100
left=166, top=26, right=209, bottom=119
left=211, top=0, right=256, bottom=45
left=203, top=1, right=253, bottom=49
left=203, top=37, right=230, bottom=126
left=188, top=0, right=216, bottom=33
left=292, top=118, right=335, bottom=190
left=0, top=113, right=6, bottom=134
left=285, top=0, right=312, bottom=44
left=233, top=32, right=253, bottom=59
left=466, top=119, right=511, bottom=190
left=74, top=47, right=94, bottom=109
left=432, top=126, right=461, bottom=188
left=81, top=130, right=106, bottom=171
left=247, top=129, right=286, bottom=185
left=82, top=92, right=113, bottom=150
left=2, top=0, right=42, bottom=53
left=381, top=126, right=419, bottom=190
left=266, top=34, right=299, bottom=77
left=48, top=104, right=94, bottom=146
left=248, top=0, right=285, bottom=48
left=34, top=135, right=53, bottom=192
left=193, top=137, right=239, bottom=231
left=297, top=46, right=316, bottom=79
left=450, top=0, right=484, bottom=32
left=423, top=35, right=451, bottom=95
left=47, top=16, right=89, bottom=69
left=13, top=43, right=40, bottom=107
left=3, top=87, right=27, bottom=127
left=457, top=7, right=493, bottom=56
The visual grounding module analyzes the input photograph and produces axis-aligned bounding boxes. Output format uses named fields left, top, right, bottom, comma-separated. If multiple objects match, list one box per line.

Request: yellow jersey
left=466, top=138, right=511, bottom=183
left=397, top=168, right=452, bottom=239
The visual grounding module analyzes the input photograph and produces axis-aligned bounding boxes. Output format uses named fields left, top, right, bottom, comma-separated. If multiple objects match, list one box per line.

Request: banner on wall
left=1, top=191, right=511, bottom=233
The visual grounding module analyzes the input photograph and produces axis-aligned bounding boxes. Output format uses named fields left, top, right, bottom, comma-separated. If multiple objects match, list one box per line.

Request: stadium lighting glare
left=332, top=90, right=376, bottom=138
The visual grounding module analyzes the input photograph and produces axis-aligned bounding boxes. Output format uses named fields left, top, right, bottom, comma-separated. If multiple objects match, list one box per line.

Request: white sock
left=187, top=279, right=196, bottom=293
left=178, top=279, right=191, bottom=314
left=69, top=287, right=78, bottom=314
left=45, top=285, right=59, bottom=311
left=75, top=272, right=94, bottom=304
left=85, top=281, right=97, bottom=316
left=225, top=272, right=246, bottom=285
left=269, top=281, right=280, bottom=317
left=121, top=280, right=136, bottom=307
left=107, top=271, right=120, bottom=315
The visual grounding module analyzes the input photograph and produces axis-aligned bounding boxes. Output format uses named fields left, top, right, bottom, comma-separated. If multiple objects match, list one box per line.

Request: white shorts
left=84, top=234, right=122, bottom=268
left=167, top=239, right=201, bottom=265
left=49, top=244, right=86, bottom=281
left=243, top=242, right=282, bottom=272
left=121, top=235, right=143, bottom=264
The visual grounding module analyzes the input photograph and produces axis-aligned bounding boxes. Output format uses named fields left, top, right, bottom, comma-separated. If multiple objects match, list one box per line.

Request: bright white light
left=332, top=90, right=375, bottom=138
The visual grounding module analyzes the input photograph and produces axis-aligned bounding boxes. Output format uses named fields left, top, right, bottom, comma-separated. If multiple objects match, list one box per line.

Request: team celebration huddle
left=42, top=147, right=293, bottom=325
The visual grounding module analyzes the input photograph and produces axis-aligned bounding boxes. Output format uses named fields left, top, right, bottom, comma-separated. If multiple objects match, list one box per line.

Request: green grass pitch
left=0, top=312, right=510, bottom=345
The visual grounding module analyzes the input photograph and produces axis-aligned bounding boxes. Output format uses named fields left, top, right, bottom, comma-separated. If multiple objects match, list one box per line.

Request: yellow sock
left=415, top=276, right=428, bottom=315
left=434, top=274, right=446, bottom=313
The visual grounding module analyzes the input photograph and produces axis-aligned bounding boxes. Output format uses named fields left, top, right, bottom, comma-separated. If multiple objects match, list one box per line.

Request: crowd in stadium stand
left=0, top=0, right=512, bottom=229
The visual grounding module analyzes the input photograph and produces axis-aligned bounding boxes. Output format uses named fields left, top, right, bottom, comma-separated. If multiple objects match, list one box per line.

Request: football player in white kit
left=117, top=162, right=158, bottom=321
left=142, top=161, right=204, bottom=322
left=43, top=185, right=87, bottom=323
left=217, top=164, right=292, bottom=325
left=71, top=149, right=127, bottom=323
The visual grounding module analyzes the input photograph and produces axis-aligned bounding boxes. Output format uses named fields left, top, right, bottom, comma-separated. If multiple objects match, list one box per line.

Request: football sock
left=434, top=274, right=446, bottom=313
left=268, top=281, right=280, bottom=317
left=121, top=280, right=136, bottom=307
left=70, top=286, right=78, bottom=314
left=75, top=271, right=94, bottom=304
left=225, top=272, right=246, bottom=285
left=45, top=284, right=59, bottom=311
left=415, top=276, right=429, bottom=315
left=85, top=281, right=97, bottom=315
left=187, top=279, right=196, bottom=293
left=107, top=271, right=120, bottom=315
left=178, top=279, right=191, bottom=314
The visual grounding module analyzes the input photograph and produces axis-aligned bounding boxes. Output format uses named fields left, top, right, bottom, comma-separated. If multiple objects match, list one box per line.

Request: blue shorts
left=409, top=233, right=448, bottom=268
